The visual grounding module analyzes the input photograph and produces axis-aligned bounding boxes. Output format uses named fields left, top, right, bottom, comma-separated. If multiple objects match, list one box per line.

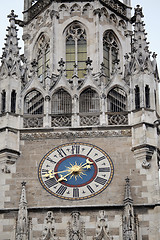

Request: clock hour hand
left=57, top=171, right=73, bottom=182
left=43, top=169, right=69, bottom=178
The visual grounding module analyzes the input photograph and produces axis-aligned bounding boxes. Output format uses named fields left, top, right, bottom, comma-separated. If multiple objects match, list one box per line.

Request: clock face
left=38, top=142, right=114, bottom=200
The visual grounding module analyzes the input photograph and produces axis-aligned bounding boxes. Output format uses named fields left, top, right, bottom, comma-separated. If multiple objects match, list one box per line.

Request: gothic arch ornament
left=41, top=211, right=59, bottom=240
left=94, top=211, right=113, bottom=240
left=65, top=21, right=87, bottom=79
left=103, top=30, right=119, bottom=80
left=67, top=211, right=86, bottom=240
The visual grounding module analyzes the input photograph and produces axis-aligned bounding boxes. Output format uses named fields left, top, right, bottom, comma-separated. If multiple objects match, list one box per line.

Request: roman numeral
left=94, top=176, right=107, bottom=185
left=57, top=148, right=67, bottom=158
left=72, top=145, right=80, bottom=155
left=87, top=148, right=93, bottom=156
left=42, top=169, right=48, bottom=173
left=95, top=156, right=106, bottom=163
left=87, top=185, right=95, bottom=193
left=44, top=178, right=57, bottom=188
left=56, top=185, right=67, bottom=195
left=99, top=167, right=110, bottom=172
left=46, top=157, right=56, bottom=164
left=73, top=188, right=79, bottom=198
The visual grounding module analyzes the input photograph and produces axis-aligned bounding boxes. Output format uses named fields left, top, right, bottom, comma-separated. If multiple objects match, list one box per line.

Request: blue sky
left=0, top=0, right=159, bottom=69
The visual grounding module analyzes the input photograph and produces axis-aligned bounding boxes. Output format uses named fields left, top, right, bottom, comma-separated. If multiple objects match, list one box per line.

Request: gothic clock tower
left=0, top=0, right=159, bottom=239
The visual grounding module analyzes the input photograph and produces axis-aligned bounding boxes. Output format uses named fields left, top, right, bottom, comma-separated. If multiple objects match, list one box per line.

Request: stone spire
left=0, top=10, right=22, bottom=77
left=124, top=5, right=158, bottom=78
left=124, top=176, right=133, bottom=205
left=16, top=182, right=29, bottom=240
left=122, top=177, right=137, bottom=240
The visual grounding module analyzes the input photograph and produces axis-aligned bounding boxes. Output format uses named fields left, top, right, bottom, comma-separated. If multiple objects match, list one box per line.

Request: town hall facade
left=0, top=0, right=160, bottom=239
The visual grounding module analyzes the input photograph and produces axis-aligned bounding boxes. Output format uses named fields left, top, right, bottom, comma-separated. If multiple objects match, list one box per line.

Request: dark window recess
left=51, top=89, right=72, bottom=114
left=24, top=90, right=44, bottom=114
left=79, top=88, right=100, bottom=113
left=135, top=85, right=140, bottom=109
left=107, top=87, right=127, bottom=112
left=145, top=85, right=150, bottom=108
left=154, top=90, right=157, bottom=110
left=11, top=90, right=16, bottom=113
left=1, top=90, right=6, bottom=113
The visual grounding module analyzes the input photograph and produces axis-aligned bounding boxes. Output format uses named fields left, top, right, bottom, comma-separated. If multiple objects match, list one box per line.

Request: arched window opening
left=66, top=22, right=87, bottom=79
left=51, top=89, right=72, bottom=114
left=135, top=85, right=140, bottom=109
left=145, top=85, right=150, bottom=108
left=24, top=90, right=44, bottom=115
left=103, top=31, right=119, bottom=80
left=107, top=87, right=127, bottom=112
left=37, top=35, right=50, bottom=81
left=1, top=90, right=6, bottom=113
left=154, top=90, right=157, bottom=110
left=11, top=90, right=16, bottom=113
left=79, top=88, right=100, bottom=113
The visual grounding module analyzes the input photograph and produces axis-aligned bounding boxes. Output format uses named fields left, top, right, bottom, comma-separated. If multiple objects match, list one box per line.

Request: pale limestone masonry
left=0, top=0, right=160, bottom=240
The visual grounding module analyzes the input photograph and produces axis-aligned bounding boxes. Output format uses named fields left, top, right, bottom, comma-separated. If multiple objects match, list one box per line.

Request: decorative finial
left=7, top=10, right=18, bottom=21
left=21, top=181, right=26, bottom=187
left=86, top=57, right=92, bottom=66
left=58, top=58, right=65, bottom=67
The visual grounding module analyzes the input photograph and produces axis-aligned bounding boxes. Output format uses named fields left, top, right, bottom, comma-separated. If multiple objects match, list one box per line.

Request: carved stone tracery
left=67, top=211, right=86, bottom=240
left=94, top=211, right=113, bottom=240
left=41, top=211, right=59, bottom=240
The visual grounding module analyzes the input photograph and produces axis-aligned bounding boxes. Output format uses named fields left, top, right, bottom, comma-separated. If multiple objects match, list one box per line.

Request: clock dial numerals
left=73, top=188, right=79, bottom=198
left=38, top=142, right=114, bottom=200
left=72, top=145, right=80, bottom=155
left=87, top=185, right=95, bottom=194
left=94, top=176, right=107, bottom=185
left=99, top=167, right=110, bottom=172
left=46, top=156, right=56, bottom=164
left=56, top=185, right=67, bottom=195
left=57, top=148, right=67, bottom=158
left=44, top=178, right=58, bottom=188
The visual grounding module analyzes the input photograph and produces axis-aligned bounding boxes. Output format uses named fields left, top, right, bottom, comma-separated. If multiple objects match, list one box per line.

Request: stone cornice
left=20, top=128, right=131, bottom=140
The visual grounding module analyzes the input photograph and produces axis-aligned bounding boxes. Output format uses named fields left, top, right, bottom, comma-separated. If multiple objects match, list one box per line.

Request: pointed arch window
left=107, top=87, right=127, bottom=112
left=51, top=89, right=72, bottom=114
left=135, top=85, right=140, bottom=109
left=103, top=31, right=119, bottom=80
left=145, top=85, right=150, bottom=108
left=66, top=22, right=87, bottom=79
left=1, top=90, right=6, bottom=113
left=24, top=90, right=44, bottom=115
left=11, top=90, right=16, bottom=113
left=37, top=35, right=50, bottom=82
left=79, top=88, right=100, bottom=113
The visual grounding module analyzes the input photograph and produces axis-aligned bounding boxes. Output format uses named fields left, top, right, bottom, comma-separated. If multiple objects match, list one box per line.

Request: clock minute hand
left=81, top=158, right=93, bottom=169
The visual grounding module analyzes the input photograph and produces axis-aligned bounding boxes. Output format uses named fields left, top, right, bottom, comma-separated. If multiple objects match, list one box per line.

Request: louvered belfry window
left=135, top=85, right=140, bottom=109
left=103, top=31, right=118, bottom=79
left=107, top=87, right=127, bottom=112
left=66, top=22, right=87, bottom=79
left=1, top=90, right=6, bottom=113
left=51, top=89, right=72, bottom=114
left=79, top=88, right=100, bottom=113
left=11, top=90, right=16, bottom=113
left=24, top=90, right=44, bottom=115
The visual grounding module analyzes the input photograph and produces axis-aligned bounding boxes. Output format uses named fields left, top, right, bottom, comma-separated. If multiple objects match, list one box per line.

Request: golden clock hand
left=80, top=158, right=93, bottom=169
left=57, top=171, right=73, bottom=182
left=44, top=169, right=69, bottom=178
